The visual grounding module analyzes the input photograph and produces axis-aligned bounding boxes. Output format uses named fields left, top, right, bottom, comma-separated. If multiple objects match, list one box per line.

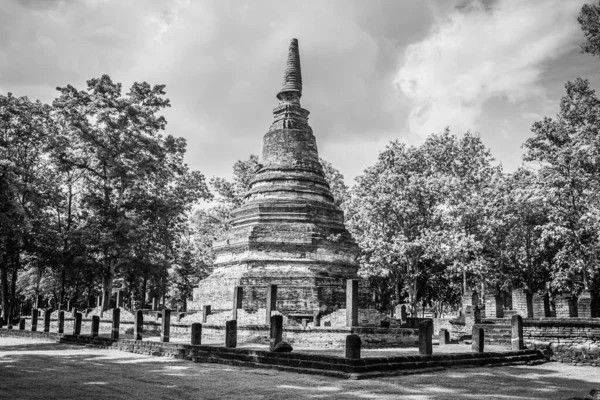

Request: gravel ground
left=1, top=336, right=599, bottom=400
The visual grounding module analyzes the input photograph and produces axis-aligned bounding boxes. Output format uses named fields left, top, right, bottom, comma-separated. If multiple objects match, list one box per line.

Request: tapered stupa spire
left=277, top=38, right=302, bottom=101
left=192, top=38, right=360, bottom=319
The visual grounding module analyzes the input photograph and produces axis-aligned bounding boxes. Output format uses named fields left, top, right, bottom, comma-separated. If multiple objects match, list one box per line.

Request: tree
left=347, top=139, right=450, bottom=316
left=347, top=130, right=500, bottom=315
left=0, top=93, right=55, bottom=321
left=523, top=78, right=600, bottom=294
left=320, top=158, right=349, bottom=208
left=52, top=75, right=209, bottom=310
left=579, top=1, right=600, bottom=58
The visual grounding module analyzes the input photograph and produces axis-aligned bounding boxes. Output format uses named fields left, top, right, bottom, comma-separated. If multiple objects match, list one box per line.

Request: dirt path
left=0, top=337, right=598, bottom=400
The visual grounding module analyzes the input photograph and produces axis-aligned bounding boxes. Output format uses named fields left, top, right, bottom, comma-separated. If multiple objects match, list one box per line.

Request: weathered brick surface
left=524, top=319, right=600, bottom=367
left=512, top=289, right=533, bottom=318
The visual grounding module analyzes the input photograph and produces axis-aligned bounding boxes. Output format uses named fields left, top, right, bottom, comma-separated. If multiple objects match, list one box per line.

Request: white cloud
left=395, top=0, right=587, bottom=137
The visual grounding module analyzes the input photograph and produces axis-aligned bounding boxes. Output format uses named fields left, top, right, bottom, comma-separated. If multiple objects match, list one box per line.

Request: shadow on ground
left=0, top=338, right=598, bottom=400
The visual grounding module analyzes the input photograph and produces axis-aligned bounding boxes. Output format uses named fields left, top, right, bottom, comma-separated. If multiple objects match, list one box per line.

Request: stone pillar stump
left=346, top=279, right=358, bottom=327
left=511, top=315, right=524, bottom=350
left=439, top=329, right=450, bottom=346
left=225, top=320, right=237, bottom=348
left=134, top=310, right=143, bottom=340
left=73, top=312, right=82, bottom=335
left=269, top=315, right=283, bottom=351
left=232, top=286, right=243, bottom=320
left=512, top=289, right=533, bottom=319
left=91, top=315, right=100, bottom=338
left=556, top=294, right=577, bottom=318
left=419, top=320, right=433, bottom=355
left=111, top=308, right=120, bottom=341
left=202, top=305, right=211, bottom=323
left=345, top=334, right=361, bottom=359
left=191, top=323, right=202, bottom=346
left=161, top=308, right=171, bottom=343
left=472, top=326, right=484, bottom=353
left=577, top=291, right=594, bottom=318
left=266, top=285, right=277, bottom=325
left=532, top=292, right=551, bottom=318
left=58, top=311, right=65, bottom=334
left=31, top=310, right=38, bottom=332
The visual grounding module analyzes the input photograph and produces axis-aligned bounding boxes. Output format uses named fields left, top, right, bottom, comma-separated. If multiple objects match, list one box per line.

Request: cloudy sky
left=1, top=0, right=598, bottom=185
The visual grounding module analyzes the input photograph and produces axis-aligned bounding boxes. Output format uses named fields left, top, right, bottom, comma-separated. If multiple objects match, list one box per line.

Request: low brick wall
left=199, top=325, right=419, bottom=348
left=524, top=318, right=600, bottom=367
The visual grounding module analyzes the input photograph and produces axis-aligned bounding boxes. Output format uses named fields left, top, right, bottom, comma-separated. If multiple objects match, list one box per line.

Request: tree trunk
left=1, top=261, right=9, bottom=320
left=141, top=273, right=147, bottom=310
left=10, top=255, right=18, bottom=319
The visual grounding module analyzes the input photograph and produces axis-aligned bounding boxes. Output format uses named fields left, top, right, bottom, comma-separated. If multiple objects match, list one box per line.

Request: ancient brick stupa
left=192, top=39, right=360, bottom=318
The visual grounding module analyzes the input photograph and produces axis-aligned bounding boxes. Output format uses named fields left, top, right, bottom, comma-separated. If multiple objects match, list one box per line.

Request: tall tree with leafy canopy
left=52, top=75, right=209, bottom=310
left=0, top=93, right=55, bottom=320
left=523, top=78, right=600, bottom=293
left=347, top=130, right=500, bottom=315
left=579, top=1, right=600, bottom=58
left=347, top=139, right=450, bottom=316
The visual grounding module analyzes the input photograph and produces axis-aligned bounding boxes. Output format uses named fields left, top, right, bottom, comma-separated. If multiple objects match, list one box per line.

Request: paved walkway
left=0, top=337, right=599, bottom=400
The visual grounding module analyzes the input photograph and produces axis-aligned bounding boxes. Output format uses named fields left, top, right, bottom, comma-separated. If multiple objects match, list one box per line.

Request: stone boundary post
left=58, top=311, right=65, bottom=334
left=400, top=305, right=407, bottom=322
left=511, top=314, right=524, bottom=350
left=556, top=294, right=577, bottom=318
left=266, top=285, right=277, bottom=324
left=419, top=320, right=433, bottom=355
left=269, top=314, right=283, bottom=351
left=31, top=309, right=38, bottom=332
left=73, top=312, right=82, bottom=335
left=439, top=329, right=450, bottom=346
left=152, top=298, right=157, bottom=311
left=346, top=279, right=358, bottom=327
left=484, top=292, right=504, bottom=318
left=225, top=320, right=237, bottom=348
left=345, top=334, right=361, bottom=359
left=232, top=286, right=243, bottom=320
left=532, top=292, right=550, bottom=318
left=578, top=291, right=594, bottom=318
left=112, top=308, right=121, bottom=341
left=191, top=323, right=202, bottom=345
left=313, top=311, right=321, bottom=327
left=161, top=308, right=171, bottom=343
left=43, top=309, right=52, bottom=332
left=66, top=300, right=72, bottom=311
left=512, top=289, right=533, bottom=318
left=35, top=295, right=43, bottom=309
left=134, top=310, right=143, bottom=340
left=472, top=326, right=484, bottom=353
left=19, top=318, right=25, bottom=330
left=91, top=315, right=100, bottom=338
left=202, top=305, right=211, bottom=323
left=116, top=291, right=124, bottom=308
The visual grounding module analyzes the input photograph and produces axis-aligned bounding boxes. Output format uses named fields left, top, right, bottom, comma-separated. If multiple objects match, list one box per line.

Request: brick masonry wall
left=524, top=319, right=600, bottom=366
